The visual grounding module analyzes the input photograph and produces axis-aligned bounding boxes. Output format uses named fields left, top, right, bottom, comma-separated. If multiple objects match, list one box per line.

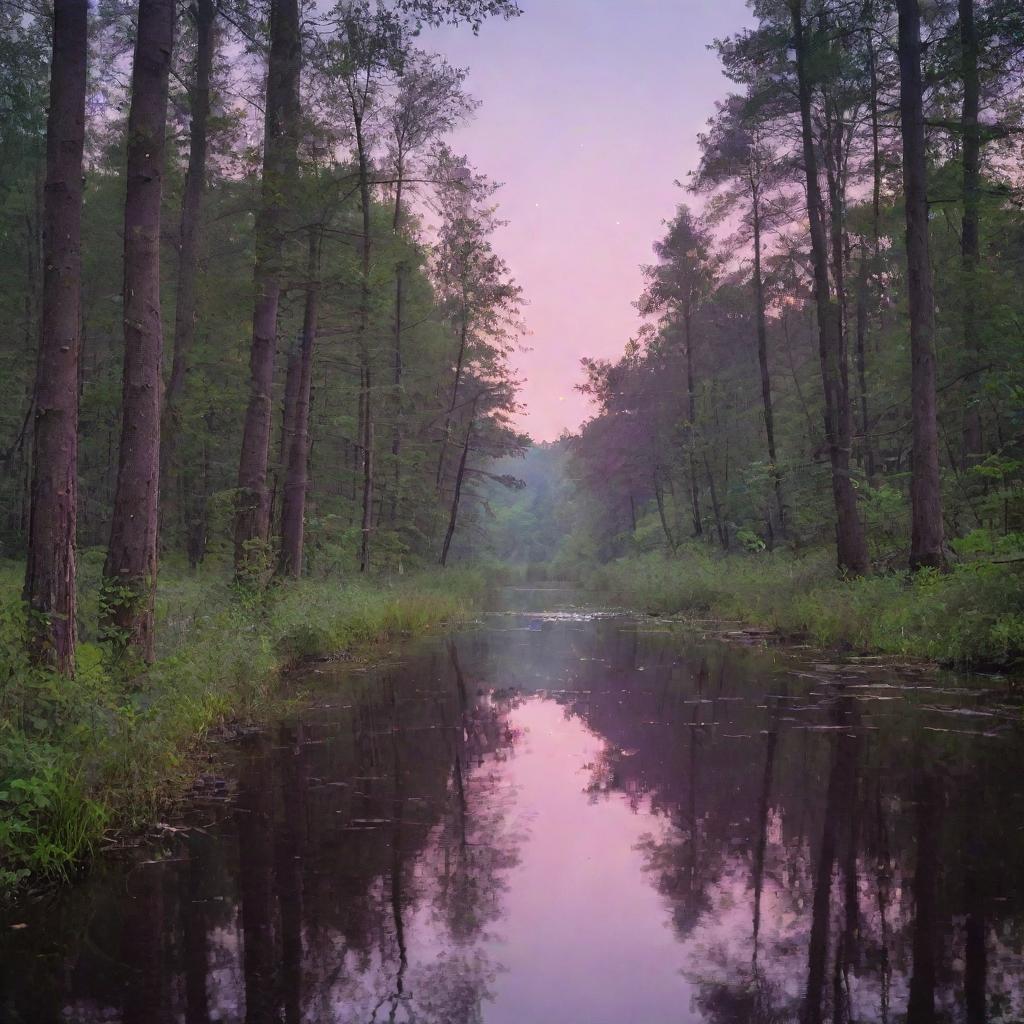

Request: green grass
left=585, top=545, right=1024, bottom=671
left=0, top=560, right=489, bottom=896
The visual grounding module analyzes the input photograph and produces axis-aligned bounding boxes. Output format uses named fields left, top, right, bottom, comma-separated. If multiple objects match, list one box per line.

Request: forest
left=484, top=0, right=1024, bottom=669
left=1, top=0, right=526, bottom=667
left=1, top=0, right=530, bottom=888
left=2, top=0, right=1024, bottom=898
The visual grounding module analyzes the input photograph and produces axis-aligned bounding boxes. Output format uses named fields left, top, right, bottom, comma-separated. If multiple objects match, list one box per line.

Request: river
left=3, top=587, right=1024, bottom=1023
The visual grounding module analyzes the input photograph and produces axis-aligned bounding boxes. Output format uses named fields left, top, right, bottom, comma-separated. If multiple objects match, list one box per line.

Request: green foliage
left=0, top=563, right=482, bottom=899
left=586, top=546, right=1024, bottom=671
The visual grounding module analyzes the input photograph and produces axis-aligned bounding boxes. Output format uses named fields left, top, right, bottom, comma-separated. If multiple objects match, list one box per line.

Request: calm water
left=3, top=589, right=1024, bottom=1023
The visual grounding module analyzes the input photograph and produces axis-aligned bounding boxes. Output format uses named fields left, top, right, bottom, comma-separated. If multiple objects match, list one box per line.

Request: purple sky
left=432, top=0, right=755, bottom=441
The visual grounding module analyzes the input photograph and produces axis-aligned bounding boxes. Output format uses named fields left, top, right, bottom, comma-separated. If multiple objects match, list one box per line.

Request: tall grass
left=586, top=545, right=1024, bottom=670
left=0, top=562, right=488, bottom=895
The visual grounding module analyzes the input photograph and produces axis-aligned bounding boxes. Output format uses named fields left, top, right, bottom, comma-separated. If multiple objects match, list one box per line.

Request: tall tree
left=852, top=0, right=887, bottom=485
left=277, top=226, right=322, bottom=577
left=23, top=0, right=88, bottom=673
left=959, top=0, right=983, bottom=467
left=897, top=0, right=947, bottom=570
left=638, top=206, right=720, bottom=541
left=324, top=0, right=408, bottom=572
left=439, top=393, right=477, bottom=567
left=693, top=94, right=793, bottom=539
left=433, top=154, right=521, bottom=492
left=385, top=54, right=472, bottom=523
left=161, top=0, right=216, bottom=545
left=438, top=379, right=526, bottom=565
left=102, top=0, right=175, bottom=661
left=787, top=0, right=869, bottom=575
left=234, top=0, right=301, bottom=572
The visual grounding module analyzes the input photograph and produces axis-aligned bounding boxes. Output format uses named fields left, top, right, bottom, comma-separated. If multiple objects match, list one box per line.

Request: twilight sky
left=431, top=0, right=755, bottom=441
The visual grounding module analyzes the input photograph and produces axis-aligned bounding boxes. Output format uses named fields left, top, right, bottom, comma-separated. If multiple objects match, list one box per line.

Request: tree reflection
left=547, top=624, right=1024, bottom=1024
left=8, top=636, right=522, bottom=1023
left=5, top=620, right=1024, bottom=1024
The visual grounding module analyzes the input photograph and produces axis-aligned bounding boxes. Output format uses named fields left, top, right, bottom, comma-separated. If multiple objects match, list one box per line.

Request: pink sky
left=433, top=0, right=755, bottom=441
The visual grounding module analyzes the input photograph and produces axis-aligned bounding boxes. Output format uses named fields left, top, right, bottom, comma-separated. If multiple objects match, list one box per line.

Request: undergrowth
left=586, top=544, right=1024, bottom=670
left=0, top=561, right=487, bottom=896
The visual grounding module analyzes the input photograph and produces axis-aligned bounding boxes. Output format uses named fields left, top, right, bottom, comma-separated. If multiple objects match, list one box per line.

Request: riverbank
left=0, top=562, right=488, bottom=896
left=583, top=547, right=1024, bottom=672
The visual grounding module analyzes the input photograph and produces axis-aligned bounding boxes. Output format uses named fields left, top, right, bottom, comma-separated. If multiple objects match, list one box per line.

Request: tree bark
left=161, top=0, right=214, bottom=540
left=102, top=0, right=174, bottom=662
left=751, top=190, right=785, bottom=535
left=277, top=337, right=302, bottom=514
left=353, top=99, right=375, bottom=574
left=654, top=469, right=675, bottom=551
left=682, top=308, right=704, bottom=538
left=788, top=0, right=868, bottom=576
left=440, top=409, right=475, bottom=567
left=234, top=0, right=301, bottom=571
left=854, top=8, right=882, bottom=485
left=854, top=242, right=876, bottom=483
left=360, top=363, right=375, bottom=573
left=898, top=0, right=947, bottom=570
left=389, top=152, right=406, bottom=524
left=437, top=294, right=469, bottom=491
left=703, top=451, right=728, bottom=550
left=959, top=0, right=983, bottom=468
left=24, top=0, right=88, bottom=674
left=278, top=228, right=322, bottom=577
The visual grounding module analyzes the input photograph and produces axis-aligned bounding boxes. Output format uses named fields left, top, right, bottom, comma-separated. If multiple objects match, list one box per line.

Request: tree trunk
left=682, top=309, right=703, bottom=538
left=854, top=9, right=882, bottom=485
left=185, top=434, right=209, bottom=569
left=161, top=0, right=214, bottom=542
left=234, top=0, right=300, bottom=571
left=277, top=337, right=302, bottom=521
left=437, top=297, right=469, bottom=491
left=278, top=228, right=321, bottom=577
left=389, top=263, right=405, bottom=524
left=959, top=0, right=983, bottom=468
left=389, top=154, right=406, bottom=524
left=360, top=362, right=375, bottom=573
left=703, top=451, right=728, bottom=550
left=854, top=240, right=876, bottom=483
left=440, top=411, right=474, bottom=567
left=354, top=104, right=375, bottom=574
left=23, top=0, right=88, bottom=674
left=102, top=0, right=174, bottom=662
left=898, top=0, right=947, bottom=570
left=752, top=192, right=785, bottom=535
left=654, top=468, right=675, bottom=551
left=788, top=0, right=868, bottom=576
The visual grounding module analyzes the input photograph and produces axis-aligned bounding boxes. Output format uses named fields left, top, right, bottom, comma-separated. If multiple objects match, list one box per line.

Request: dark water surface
left=4, top=588, right=1024, bottom=1023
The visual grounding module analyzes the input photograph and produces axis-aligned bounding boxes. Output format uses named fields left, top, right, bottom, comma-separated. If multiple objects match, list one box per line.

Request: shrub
left=0, top=564, right=483, bottom=897
left=585, top=546, right=1024, bottom=670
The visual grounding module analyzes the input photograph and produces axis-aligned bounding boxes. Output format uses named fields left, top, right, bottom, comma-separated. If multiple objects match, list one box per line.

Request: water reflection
left=2, top=608, right=1024, bottom=1023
